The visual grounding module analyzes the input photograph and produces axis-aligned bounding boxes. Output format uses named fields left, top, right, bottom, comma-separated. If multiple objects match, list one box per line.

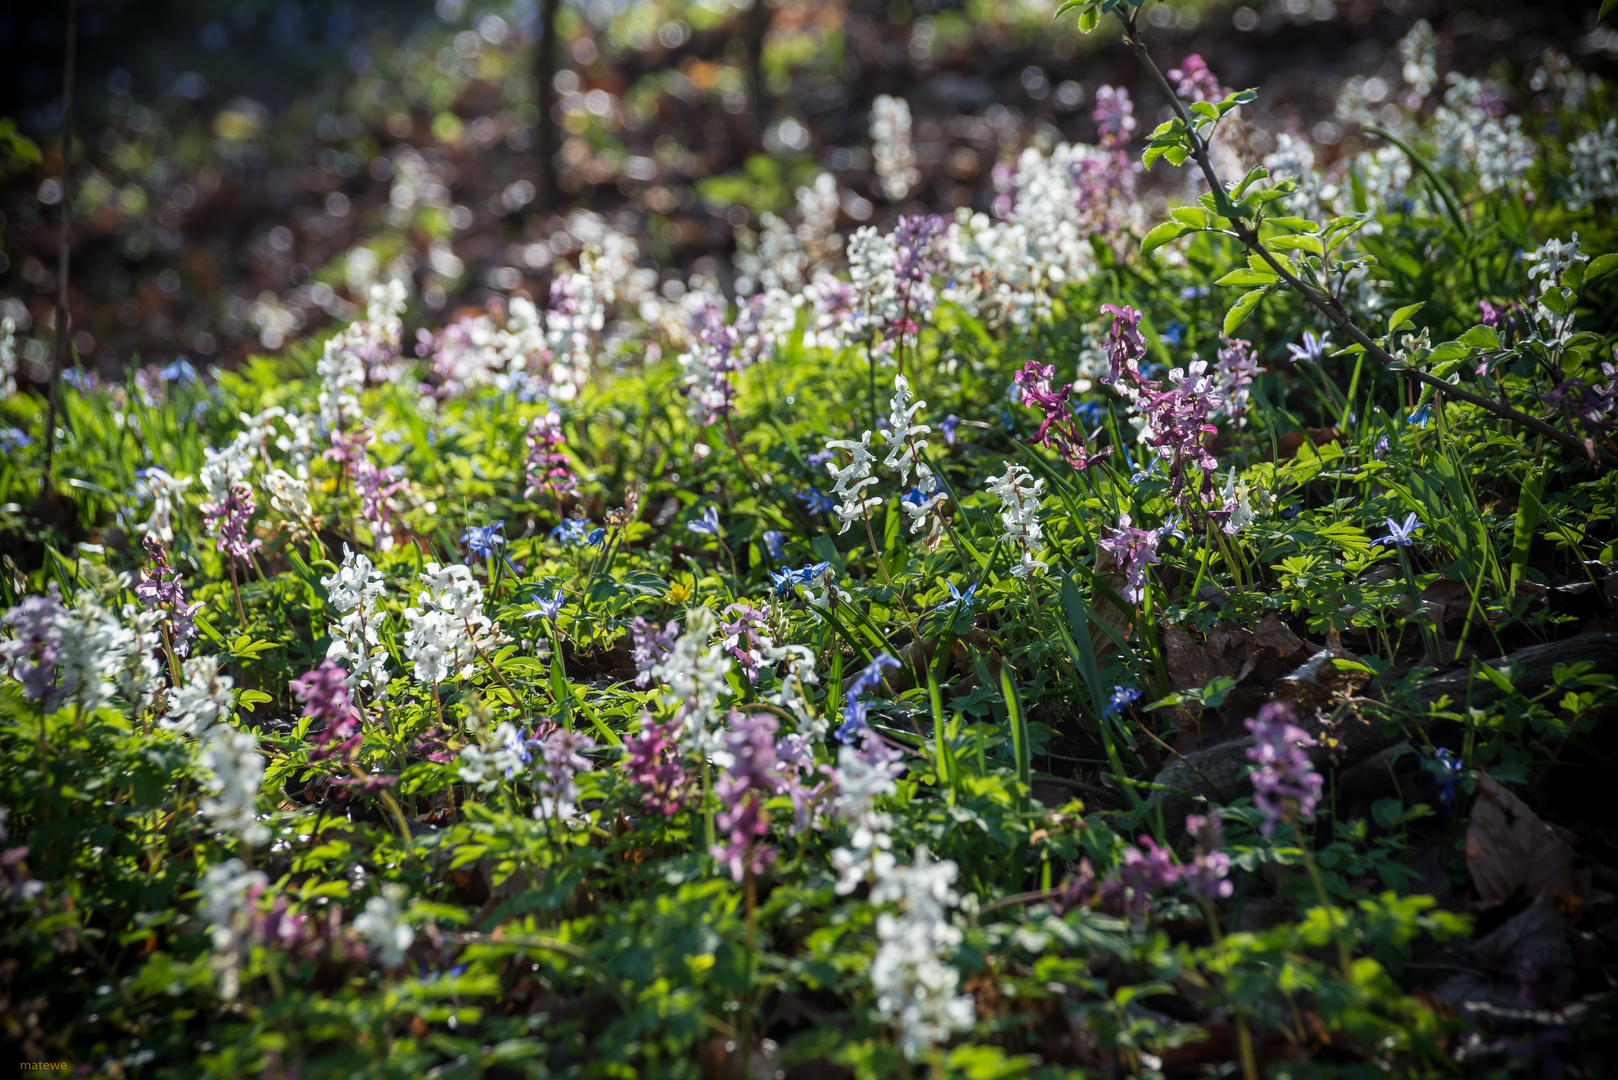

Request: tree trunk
left=534, top=0, right=561, bottom=209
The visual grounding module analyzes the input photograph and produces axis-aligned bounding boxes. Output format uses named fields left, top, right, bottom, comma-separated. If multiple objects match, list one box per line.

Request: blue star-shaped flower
left=1373, top=512, right=1422, bottom=548
left=460, top=521, right=505, bottom=560
left=686, top=505, right=721, bottom=536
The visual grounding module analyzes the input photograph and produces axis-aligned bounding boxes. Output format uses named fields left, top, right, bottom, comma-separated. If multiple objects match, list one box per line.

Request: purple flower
left=1373, top=435, right=1390, bottom=459
left=1373, top=512, right=1422, bottom=547
left=1244, top=701, right=1322, bottom=836
left=1286, top=331, right=1330, bottom=366
left=939, top=414, right=962, bottom=446
left=1108, top=836, right=1179, bottom=923
left=1098, top=513, right=1162, bottom=604
left=806, top=449, right=835, bottom=471
left=0, top=428, right=33, bottom=452
left=621, top=711, right=693, bottom=816
left=530, top=722, right=595, bottom=819
left=720, top=602, right=772, bottom=682
left=1092, top=85, right=1136, bottom=148
left=711, top=711, right=784, bottom=882
left=1424, top=749, right=1463, bottom=812
left=1099, top=303, right=1147, bottom=387
left=550, top=518, right=596, bottom=546
left=291, top=661, right=363, bottom=764
left=1182, top=812, right=1233, bottom=900
left=202, top=483, right=263, bottom=560
left=630, top=616, right=680, bottom=688
left=836, top=652, right=900, bottom=744
left=1, top=585, right=65, bottom=706
left=135, top=536, right=201, bottom=655
left=160, top=358, right=199, bottom=384
left=761, top=529, right=786, bottom=561
left=1212, top=337, right=1263, bottom=426
left=686, top=505, right=722, bottom=537
left=1167, top=54, right=1225, bottom=103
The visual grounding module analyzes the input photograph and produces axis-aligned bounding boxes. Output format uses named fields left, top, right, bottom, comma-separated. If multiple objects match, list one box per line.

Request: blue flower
left=761, top=529, right=786, bottom=561
left=686, top=505, right=721, bottom=537
left=1162, top=321, right=1186, bottom=346
left=1424, top=748, right=1463, bottom=811
left=586, top=528, right=606, bottom=547
left=797, top=488, right=835, bottom=515
left=550, top=518, right=596, bottom=546
left=524, top=589, right=566, bottom=622
left=1406, top=403, right=1435, bottom=427
left=1372, top=512, right=1422, bottom=548
left=807, top=449, right=835, bottom=471
left=1286, top=330, right=1330, bottom=366
left=159, top=358, right=198, bottom=384
left=460, top=522, right=505, bottom=560
left=835, top=652, right=901, bottom=743
left=1179, top=285, right=1210, bottom=300
left=0, top=427, right=32, bottom=452
left=940, top=414, right=962, bottom=446
left=1102, top=685, right=1141, bottom=719
left=771, top=560, right=831, bottom=596
left=1075, top=400, right=1106, bottom=429
left=938, top=581, right=977, bottom=611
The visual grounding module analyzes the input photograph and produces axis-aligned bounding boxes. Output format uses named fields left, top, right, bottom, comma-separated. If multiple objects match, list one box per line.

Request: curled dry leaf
left=1464, top=772, right=1588, bottom=908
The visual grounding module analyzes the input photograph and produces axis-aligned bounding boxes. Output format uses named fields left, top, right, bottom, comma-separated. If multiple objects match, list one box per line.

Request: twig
left=1121, top=13, right=1615, bottom=471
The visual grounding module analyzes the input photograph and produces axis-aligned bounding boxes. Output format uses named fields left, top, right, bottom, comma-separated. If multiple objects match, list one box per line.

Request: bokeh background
left=0, top=0, right=1609, bottom=380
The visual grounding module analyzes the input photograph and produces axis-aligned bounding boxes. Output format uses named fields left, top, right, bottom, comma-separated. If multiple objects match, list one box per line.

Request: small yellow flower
left=665, top=577, right=695, bottom=604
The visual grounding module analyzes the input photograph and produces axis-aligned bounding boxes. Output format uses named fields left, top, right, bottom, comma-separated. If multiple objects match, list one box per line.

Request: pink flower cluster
left=135, top=537, right=203, bottom=655
left=621, top=711, right=694, bottom=816
left=292, top=660, right=363, bottom=764
left=712, top=712, right=784, bottom=882
left=325, top=426, right=407, bottom=545
left=1167, top=54, right=1226, bottom=104
left=1245, top=701, right=1323, bottom=836
left=1100, top=303, right=1219, bottom=504
left=525, top=411, right=579, bottom=502
left=201, top=483, right=264, bottom=560
left=719, top=602, right=773, bottom=681
left=1013, top=360, right=1103, bottom=472
left=1098, top=512, right=1162, bottom=604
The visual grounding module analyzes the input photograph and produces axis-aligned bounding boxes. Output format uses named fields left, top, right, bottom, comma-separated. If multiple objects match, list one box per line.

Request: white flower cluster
left=644, top=606, right=733, bottom=756
left=1428, top=75, right=1535, bottom=194
left=54, top=587, right=140, bottom=714
left=796, top=171, right=843, bottom=266
left=846, top=227, right=905, bottom=346
left=882, top=375, right=946, bottom=534
left=322, top=545, right=392, bottom=696
left=869, top=847, right=975, bottom=1059
left=199, top=723, right=269, bottom=846
left=1398, top=19, right=1437, bottom=101
left=0, top=315, right=16, bottom=399
left=1566, top=120, right=1618, bottom=212
left=763, top=643, right=823, bottom=741
left=943, top=144, right=1100, bottom=328
left=1525, top=234, right=1586, bottom=347
left=458, top=720, right=530, bottom=787
left=402, top=562, right=495, bottom=684
left=316, top=280, right=406, bottom=425
left=829, top=743, right=902, bottom=894
left=734, top=211, right=807, bottom=296
left=200, top=858, right=267, bottom=1000
left=871, top=95, right=918, bottom=201
left=985, top=464, right=1047, bottom=577
left=136, top=468, right=193, bottom=542
left=354, top=882, right=414, bottom=967
left=164, top=655, right=233, bottom=735
left=825, top=430, right=883, bottom=535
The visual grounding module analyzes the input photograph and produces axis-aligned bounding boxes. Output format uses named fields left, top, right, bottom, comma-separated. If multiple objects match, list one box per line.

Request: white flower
left=871, top=95, right=919, bottom=201
left=869, top=847, right=975, bottom=1058
left=1398, top=18, right=1437, bottom=100
left=117, top=603, right=165, bottom=714
left=354, top=882, right=414, bottom=968
left=457, top=721, right=530, bottom=786
left=1566, top=120, right=1618, bottom=212
left=0, top=316, right=15, bottom=398
left=643, top=607, right=733, bottom=755
left=163, top=655, right=234, bottom=736
left=199, top=858, right=267, bottom=1000
left=985, top=464, right=1047, bottom=578
left=829, top=743, right=904, bottom=895
left=402, top=562, right=495, bottom=684
left=764, top=643, right=823, bottom=741
left=54, top=590, right=135, bottom=713
left=265, top=469, right=311, bottom=521
left=1524, top=234, right=1587, bottom=295
left=198, top=724, right=269, bottom=846
left=135, top=468, right=192, bottom=543
left=825, top=431, right=883, bottom=535
left=321, top=545, right=392, bottom=697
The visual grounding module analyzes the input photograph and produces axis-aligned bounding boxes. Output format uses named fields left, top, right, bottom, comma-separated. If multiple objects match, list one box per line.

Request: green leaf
left=237, top=689, right=274, bottom=712
left=1602, top=0, right=1618, bottom=23
left=1586, top=251, right=1618, bottom=283
left=1457, top=324, right=1499, bottom=350
left=1387, top=302, right=1425, bottom=333
left=1140, top=220, right=1192, bottom=256
left=1267, top=234, right=1324, bottom=257
left=1215, top=267, right=1280, bottom=287
left=1223, top=287, right=1268, bottom=336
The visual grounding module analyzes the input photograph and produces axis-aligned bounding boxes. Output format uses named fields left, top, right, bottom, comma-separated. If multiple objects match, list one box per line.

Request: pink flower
left=1245, top=701, right=1323, bottom=835
left=621, top=712, right=693, bottom=816
left=1099, top=303, right=1147, bottom=386
left=1167, top=54, right=1225, bottom=104
left=1092, top=85, right=1137, bottom=148
left=201, top=483, right=263, bottom=560
left=1098, top=512, right=1162, bottom=604
left=711, top=711, right=785, bottom=882
left=291, top=660, right=363, bottom=764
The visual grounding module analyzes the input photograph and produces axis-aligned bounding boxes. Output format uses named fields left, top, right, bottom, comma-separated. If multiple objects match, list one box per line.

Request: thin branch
left=1122, top=14, right=1615, bottom=471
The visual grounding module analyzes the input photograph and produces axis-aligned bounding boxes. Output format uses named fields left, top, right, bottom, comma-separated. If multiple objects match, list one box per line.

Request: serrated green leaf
left=1223, top=287, right=1267, bottom=336
left=1457, top=324, right=1499, bottom=349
